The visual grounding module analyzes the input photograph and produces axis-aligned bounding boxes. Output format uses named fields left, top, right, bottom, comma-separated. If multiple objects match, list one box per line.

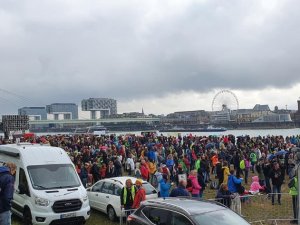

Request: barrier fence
left=119, top=193, right=297, bottom=225
left=120, top=209, right=136, bottom=225
left=209, top=193, right=297, bottom=224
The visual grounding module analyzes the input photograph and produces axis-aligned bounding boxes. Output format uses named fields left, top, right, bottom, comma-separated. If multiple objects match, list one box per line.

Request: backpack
left=288, top=177, right=295, bottom=189
left=239, top=160, right=245, bottom=170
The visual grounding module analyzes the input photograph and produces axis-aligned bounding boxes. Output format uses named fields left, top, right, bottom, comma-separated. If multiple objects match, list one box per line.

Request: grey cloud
left=0, top=0, right=300, bottom=114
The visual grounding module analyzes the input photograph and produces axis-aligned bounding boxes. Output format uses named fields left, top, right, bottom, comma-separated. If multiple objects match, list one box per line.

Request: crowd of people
left=1, top=132, right=300, bottom=223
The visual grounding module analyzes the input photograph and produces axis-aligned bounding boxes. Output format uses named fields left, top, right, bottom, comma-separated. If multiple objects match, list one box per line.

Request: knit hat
left=135, top=179, right=143, bottom=185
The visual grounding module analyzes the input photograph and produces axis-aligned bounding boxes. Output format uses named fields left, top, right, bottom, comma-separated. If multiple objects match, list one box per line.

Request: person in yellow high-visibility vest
left=120, top=179, right=137, bottom=216
left=289, top=176, right=298, bottom=224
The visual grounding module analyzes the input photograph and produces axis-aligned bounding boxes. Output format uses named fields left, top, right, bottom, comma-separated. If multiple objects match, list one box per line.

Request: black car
left=127, top=198, right=250, bottom=225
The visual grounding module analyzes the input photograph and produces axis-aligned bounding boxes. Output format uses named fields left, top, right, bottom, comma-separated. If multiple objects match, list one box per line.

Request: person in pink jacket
left=187, top=170, right=201, bottom=198
left=250, top=176, right=263, bottom=194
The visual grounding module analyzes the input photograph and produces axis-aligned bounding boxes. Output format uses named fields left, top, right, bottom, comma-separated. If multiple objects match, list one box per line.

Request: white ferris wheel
left=211, top=90, right=239, bottom=112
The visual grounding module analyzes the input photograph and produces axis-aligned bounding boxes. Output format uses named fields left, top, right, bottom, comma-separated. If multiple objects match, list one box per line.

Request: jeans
left=0, top=211, right=11, bottom=225
left=265, top=177, right=271, bottom=194
left=272, top=185, right=282, bottom=204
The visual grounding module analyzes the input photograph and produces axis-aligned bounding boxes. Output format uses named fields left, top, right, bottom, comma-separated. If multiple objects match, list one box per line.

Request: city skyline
left=1, top=1, right=300, bottom=115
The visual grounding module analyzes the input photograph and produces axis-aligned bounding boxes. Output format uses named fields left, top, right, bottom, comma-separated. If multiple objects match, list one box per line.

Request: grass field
left=12, top=171, right=294, bottom=225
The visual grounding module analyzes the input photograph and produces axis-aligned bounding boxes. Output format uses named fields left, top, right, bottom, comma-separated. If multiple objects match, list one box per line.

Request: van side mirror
left=18, top=184, right=26, bottom=195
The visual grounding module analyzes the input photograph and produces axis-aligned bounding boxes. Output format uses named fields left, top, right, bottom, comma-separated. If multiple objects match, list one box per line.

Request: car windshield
left=193, top=209, right=250, bottom=225
left=142, top=183, right=157, bottom=195
left=28, top=164, right=81, bottom=190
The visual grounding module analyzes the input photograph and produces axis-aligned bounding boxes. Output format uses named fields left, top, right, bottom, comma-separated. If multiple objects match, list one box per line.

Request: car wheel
left=107, top=206, right=116, bottom=221
left=23, top=208, right=33, bottom=225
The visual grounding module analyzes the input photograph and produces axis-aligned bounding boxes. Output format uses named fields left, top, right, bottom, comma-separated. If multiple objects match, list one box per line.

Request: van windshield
left=28, top=164, right=81, bottom=190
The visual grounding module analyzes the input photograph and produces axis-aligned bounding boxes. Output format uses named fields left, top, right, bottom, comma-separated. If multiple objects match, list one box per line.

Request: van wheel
left=107, top=206, right=116, bottom=221
left=23, top=209, right=33, bottom=225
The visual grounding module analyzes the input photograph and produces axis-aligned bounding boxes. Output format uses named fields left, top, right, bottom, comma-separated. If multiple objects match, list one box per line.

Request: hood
left=252, top=176, right=259, bottom=182
left=0, top=166, right=9, bottom=174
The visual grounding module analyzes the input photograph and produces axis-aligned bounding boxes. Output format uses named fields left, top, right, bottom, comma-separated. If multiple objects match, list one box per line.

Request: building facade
left=46, top=103, right=78, bottom=120
left=18, top=107, right=47, bottom=121
left=162, top=110, right=210, bottom=125
left=2, top=115, right=29, bottom=139
left=81, top=98, right=117, bottom=119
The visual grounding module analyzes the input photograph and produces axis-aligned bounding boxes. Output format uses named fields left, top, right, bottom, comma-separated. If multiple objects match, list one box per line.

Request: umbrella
left=275, top=150, right=287, bottom=156
left=200, top=138, right=208, bottom=142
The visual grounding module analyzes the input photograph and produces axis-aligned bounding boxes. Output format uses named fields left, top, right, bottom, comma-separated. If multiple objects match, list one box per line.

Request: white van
left=0, top=143, right=90, bottom=225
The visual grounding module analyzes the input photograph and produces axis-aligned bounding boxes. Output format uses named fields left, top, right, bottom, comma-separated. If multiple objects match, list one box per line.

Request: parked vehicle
left=0, top=143, right=90, bottom=225
left=87, top=176, right=158, bottom=221
left=127, top=198, right=250, bottom=225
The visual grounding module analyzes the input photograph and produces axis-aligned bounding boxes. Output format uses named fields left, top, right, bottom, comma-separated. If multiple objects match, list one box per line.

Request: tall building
left=46, top=103, right=78, bottom=120
left=81, top=98, right=117, bottom=119
left=18, top=107, right=47, bottom=120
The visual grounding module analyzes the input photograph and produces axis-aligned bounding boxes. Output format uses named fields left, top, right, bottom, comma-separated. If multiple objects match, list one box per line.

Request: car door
left=12, top=167, right=31, bottom=217
left=170, top=211, right=194, bottom=225
left=98, top=181, right=114, bottom=212
left=88, top=181, right=103, bottom=210
left=142, top=206, right=172, bottom=225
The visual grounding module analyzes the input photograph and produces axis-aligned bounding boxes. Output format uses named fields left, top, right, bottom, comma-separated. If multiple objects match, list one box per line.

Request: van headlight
left=35, top=197, right=50, bottom=207
left=82, top=195, right=88, bottom=202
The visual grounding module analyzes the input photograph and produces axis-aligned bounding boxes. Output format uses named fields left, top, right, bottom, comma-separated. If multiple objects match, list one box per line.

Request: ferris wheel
left=212, top=90, right=239, bottom=112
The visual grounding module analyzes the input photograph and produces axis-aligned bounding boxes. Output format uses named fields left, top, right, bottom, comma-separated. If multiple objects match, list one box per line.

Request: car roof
left=99, top=176, right=146, bottom=186
left=142, top=198, right=226, bottom=216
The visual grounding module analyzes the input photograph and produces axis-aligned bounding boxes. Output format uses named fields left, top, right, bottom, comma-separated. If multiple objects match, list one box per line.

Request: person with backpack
left=0, top=163, right=16, bottom=225
left=289, top=175, right=298, bottom=224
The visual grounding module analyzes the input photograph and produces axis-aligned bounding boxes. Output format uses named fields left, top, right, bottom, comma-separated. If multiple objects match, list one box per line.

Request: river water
left=1, top=128, right=300, bottom=138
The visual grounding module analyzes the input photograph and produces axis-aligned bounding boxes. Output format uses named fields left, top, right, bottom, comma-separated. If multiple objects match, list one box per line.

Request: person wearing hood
left=0, top=163, right=16, bottom=225
left=159, top=174, right=171, bottom=198
left=249, top=176, right=263, bottom=194
left=187, top=170, right=201, bottom=198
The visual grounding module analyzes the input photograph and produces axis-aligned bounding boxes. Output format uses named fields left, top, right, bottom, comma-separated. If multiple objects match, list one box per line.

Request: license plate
left=60, top=212, right=76, bottom=219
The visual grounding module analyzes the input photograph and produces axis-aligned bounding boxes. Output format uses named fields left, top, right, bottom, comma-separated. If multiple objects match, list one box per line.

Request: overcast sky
left=0, top=0, right=300, bottom=116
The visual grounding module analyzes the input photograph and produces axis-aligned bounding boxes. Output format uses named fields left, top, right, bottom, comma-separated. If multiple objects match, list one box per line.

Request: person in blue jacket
left=0, top=163, right=16, bottom=225
left=159, top=174, right=171, bottom=198
left=228, top=170, right=243, bottom=193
